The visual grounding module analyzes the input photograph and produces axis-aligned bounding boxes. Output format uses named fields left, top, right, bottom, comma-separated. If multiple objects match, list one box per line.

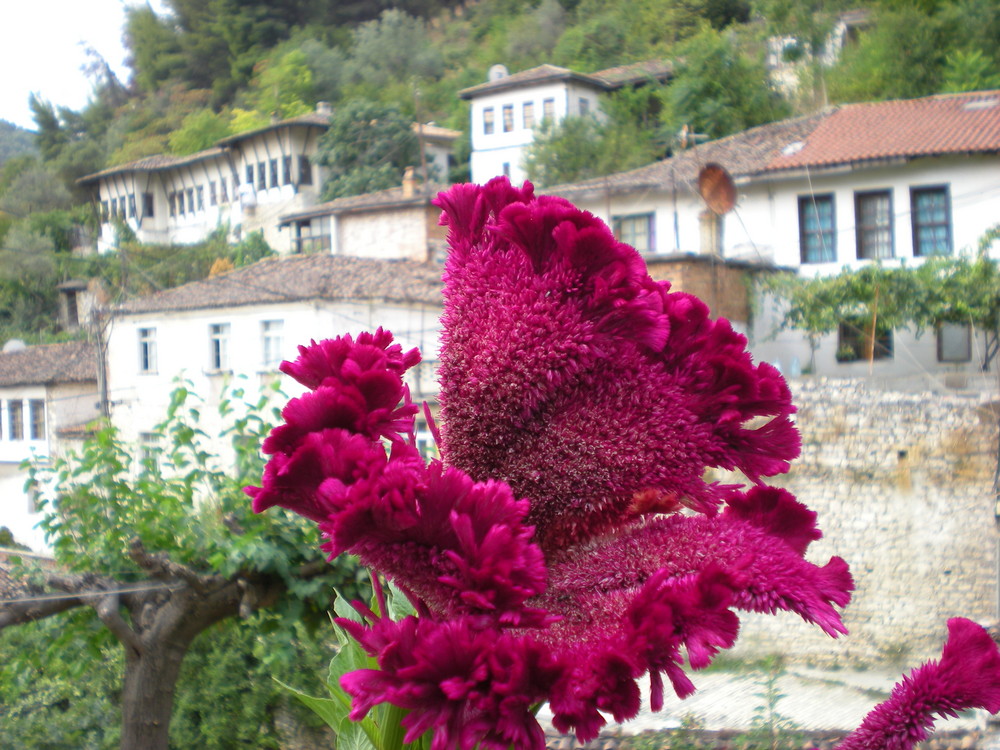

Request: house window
left=168, top=194, right=176, bottom=217
left=855, top=190, right=893, bottom=260
left=270, top=159, right=279, bottom=188
left=261, top=320, right=283, bottom=369
left=612, top=213, right=655, bottom=254
left=100, top=200, right=109, bottom=220
left=937, top=321, right=971, bottom=363
left=579, top=97, right=590, bottom=116
left=143, top=192, right=154, bottom=217
left=186, top=188, right=194, bottom=214
left=798, top=194, right=836, bottom=263
left=209, top=181, right=217, bottom=206
left=128, top=194, right=136, bottom=218
left=196, top=186, right=204, bottom=211
left=502, top=104, right=514, bottom=132
left=138, top=328, right=157, bottom=373
left=257, top=162, right=266, bottom=190
left=246, top=165, right=254, bottom=187
left=29, top=399, right=45, bottom=441
left=140, top=431, right=162, bottom=472
left=283, top=156, right=292, bottom=185
left=9, top=400, right=24, bottom=440
left=911, top=186, right=951, bottom=257
left=837, top=319, right=893, bottom=362
left=209, top=323, right=231, bottom=371
left=220, top=178, right=229, bottom=203
left=523, top=102, right=535, bottom=129
left=542, top=98, right=555, bottom=121
left=177, top=191, right=185, bottom=216
left=483, top=107, right=495, bottom=135
left=502, top=162, right=510, bottom=178
left=298, top=156, right=312, bottom=185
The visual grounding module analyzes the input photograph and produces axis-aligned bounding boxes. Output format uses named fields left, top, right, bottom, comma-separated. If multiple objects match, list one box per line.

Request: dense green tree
left=314, top=99, right=419, bottom=200
left=524, top=107, right=665, bottom=187
left=1, top=385, right=361, bottom=750
left=343, top=10, right=444, bottom=91
left=0, top=162, right=72, bottom=218
left=168, top=108, right=233, bottom=155
left=124, top=5, right=188, bottom=94
left=664, top=27, right=789, bottom=139
left=244, top=49, right=315, bottom=120
left=826, top=7, right=946, bottom=102
left=0, top=121, right=38, bottom=166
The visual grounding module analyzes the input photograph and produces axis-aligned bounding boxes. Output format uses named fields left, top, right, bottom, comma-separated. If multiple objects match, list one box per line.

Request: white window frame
left=261, top=320, right=284, bottom=369
left=138, top=328, right=157, bottom=374
left=209, top=323, right=231, bottom=372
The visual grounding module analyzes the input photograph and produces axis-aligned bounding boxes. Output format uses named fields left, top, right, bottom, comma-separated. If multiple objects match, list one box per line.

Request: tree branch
left=128, top=538, right=221, bottom=594
left=94, top=593, right=144, bottom=655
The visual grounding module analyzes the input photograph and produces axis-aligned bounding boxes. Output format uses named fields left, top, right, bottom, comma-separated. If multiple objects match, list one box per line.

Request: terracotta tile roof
left=458, top=64, right=610, bottom=99
left=79, top=147, right=226, bottom=183
left=590, top=60, right=673, bottom=87
left=549, top=113, right=827, bottom=199
left=0, top=341, right=96, bottom=387
left=766, top=90, right=1000, bottom=171
left=114, top=254, right=443, bottom=315
left=281, top=183, right=449, bottom=224
left=550, top=89, right=1000, bottom=199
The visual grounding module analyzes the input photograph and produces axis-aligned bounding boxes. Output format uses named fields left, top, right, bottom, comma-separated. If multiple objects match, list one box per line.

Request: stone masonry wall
left=729, top=377, right=999, bottom=665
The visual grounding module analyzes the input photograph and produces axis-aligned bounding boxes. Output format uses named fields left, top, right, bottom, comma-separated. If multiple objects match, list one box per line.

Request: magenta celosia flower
left=248, top=178, right=1000, bottom=750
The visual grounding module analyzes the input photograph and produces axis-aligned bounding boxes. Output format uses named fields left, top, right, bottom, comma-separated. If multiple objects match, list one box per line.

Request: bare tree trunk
left=120, top=637, right=192, bottom=750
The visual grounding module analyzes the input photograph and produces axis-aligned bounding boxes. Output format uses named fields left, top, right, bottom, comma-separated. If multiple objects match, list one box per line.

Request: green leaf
left=273, top=677, right=346, bottom=730
left=338, top=717, right=377, bottom=750
left=328, top=630, right=368, bottom=700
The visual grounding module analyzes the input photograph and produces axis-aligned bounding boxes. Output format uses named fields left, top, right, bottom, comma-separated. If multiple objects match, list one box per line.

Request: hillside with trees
left=0, top=0, right=995, bottom=343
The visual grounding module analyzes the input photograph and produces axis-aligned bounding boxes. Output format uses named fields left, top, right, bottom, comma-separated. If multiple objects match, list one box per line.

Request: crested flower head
left=248, top=178, right=1000, bottom=750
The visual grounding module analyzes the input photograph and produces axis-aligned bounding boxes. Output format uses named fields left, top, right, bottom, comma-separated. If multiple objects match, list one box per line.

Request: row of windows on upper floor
left=799, top=185, right=952, bottom=264
left=482, top=96, right=591, bottom=135
left=137, top=320, right=284, bottom=375
left=100, top=157, right=314, bottom=222
left=0, top=399, right=46, bottom=442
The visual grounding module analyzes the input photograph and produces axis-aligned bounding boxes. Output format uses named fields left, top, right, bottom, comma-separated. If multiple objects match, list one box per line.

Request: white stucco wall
left=468, top=79, right=605, bottom=185
left=107, top=301, right=442, bottom=455
left=0, top=381, right=99, bottom=551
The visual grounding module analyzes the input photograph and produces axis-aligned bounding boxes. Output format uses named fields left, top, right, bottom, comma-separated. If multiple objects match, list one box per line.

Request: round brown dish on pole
left=698, top=163, right=736, bottom=215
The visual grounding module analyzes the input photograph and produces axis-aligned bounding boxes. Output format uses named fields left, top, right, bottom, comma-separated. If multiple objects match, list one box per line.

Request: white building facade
left=552, top=90, right=1000, bottom=383
left=79, top=106, right=459, bottom=256
left=0, top=341, right=99, bottom=551
left=106, top=255, right=443, bottom=460
left=460, top=62, right=671, bottom=186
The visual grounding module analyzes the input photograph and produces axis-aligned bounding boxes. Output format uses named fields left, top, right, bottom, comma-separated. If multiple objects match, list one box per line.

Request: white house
left=79, top=105, right=459, bottom=255
left=550, top=89, right=1000, bottom=383
left=106, top=254, right=444, bottom=459
left=459, top=61, right=672, bottom=186
left=0, top=341, right=99, bottom=551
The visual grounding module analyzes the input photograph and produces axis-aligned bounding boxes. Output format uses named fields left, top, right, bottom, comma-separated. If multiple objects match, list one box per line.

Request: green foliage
left=343, top=10, right=444, bottom=92
left=315, top=100, right=419, bottom=200
left=525, top=85, right=668, bottom=186
left=941, top=48, right=1000, bottom=92
left=763, top=232, right=1000, bottom=367
left=244, top=49, right=316, bottom=120
left=665, top=27, right=790, bottom=140
left=0, top=120, right=38, bottom=167
left=826, top=7, right=946, bottom=102
left=0, top=615, right=121, bottom=749
left=168, top=108, right=233, bottom=155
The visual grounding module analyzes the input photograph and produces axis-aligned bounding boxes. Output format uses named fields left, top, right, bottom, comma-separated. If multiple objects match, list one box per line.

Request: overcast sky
left=1, top=0, right=169, bottom=131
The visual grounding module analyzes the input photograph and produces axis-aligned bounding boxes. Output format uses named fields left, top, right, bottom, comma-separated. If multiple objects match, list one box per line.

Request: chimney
left=402, top=166, right=417, bottom=199
left=316, top=101, right=332, bottom=116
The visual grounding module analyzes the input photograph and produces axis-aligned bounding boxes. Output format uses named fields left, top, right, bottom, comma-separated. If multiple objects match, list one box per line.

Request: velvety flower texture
left=248, top=178, right=1000, bottom=750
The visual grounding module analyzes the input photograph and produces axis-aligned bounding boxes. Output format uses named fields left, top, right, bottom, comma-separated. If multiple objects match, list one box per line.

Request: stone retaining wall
left=729, top=377, right=999, bottom=664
